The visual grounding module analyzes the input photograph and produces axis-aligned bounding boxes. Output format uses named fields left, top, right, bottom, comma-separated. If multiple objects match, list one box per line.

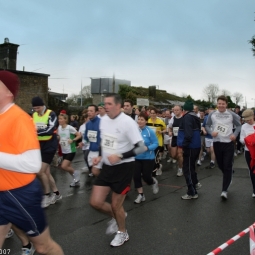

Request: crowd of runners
left=1, top=70, right=255, bottom=254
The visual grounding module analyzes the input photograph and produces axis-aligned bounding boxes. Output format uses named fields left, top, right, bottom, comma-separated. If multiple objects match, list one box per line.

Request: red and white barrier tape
left=207, top=227, right=250, bottom=255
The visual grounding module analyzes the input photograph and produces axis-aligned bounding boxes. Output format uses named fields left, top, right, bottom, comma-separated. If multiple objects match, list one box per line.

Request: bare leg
left=29, top=227, right=64, bottom=255
left=0, top=223, right=11, bottom=248
left=37, top=162, right=51, bottom=194
left=137, top=187, right=143, bottom=193
left=45, top=165, right=58, bottom=193
left=92, top=167, right=100, bottom=177
left=111, top=192, right=126, bottom=232
left=12, top=225, right=30, bottom=246
left=61, top=160, right=74, bottom=175
left=177, top=147, right=183, bottom=169
left=90, top=185, right=113, bottom=217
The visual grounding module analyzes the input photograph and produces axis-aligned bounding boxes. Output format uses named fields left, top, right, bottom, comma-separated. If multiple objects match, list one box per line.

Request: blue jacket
left=202, top=115, right=212, bottom=139
left=135, top=126, right=159, bottom=160
left=177, top=111, right=201, bottom=149
left=84, top=116, right=101, bottom=152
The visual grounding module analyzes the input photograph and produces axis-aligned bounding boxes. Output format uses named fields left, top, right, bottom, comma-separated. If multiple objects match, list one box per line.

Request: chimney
left=0, top=38, right=20, bottom=70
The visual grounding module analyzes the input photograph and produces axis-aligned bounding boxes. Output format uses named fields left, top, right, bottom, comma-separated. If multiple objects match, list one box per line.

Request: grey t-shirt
left=205, top=110, right=241, bottom=143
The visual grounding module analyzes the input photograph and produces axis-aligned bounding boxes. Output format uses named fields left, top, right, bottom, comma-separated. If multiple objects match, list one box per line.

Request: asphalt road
left=3, top=149, right=255, bottom=255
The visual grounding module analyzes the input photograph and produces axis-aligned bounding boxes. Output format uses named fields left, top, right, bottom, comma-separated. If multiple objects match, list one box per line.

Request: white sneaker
left=21, top=242, right=35, bottom=255
left=81, top=166, right=89, bottom=173
left=50, top=193, right=62, bottom=204
left=152, top=177, right=159, bottom=194
left=110, top=231, right=129, bottom=247
left=195, top=182, right=202, bottom=190
left=41, top=195, right=51, bottom=208
left=88, top=173, right=94, bottom=177
left=156, top=164, right=162, bottom=175
left=252, top=193, right=255, bottom=198
left=177, top=168, right=183, bottom=177
left=221, top=191, right=228, bottom=200
left=70, top=179, right=80, bottom=187
left=134, top=194, right=145, bottom=204
left=237, top=150, right=241, bottom=155
left=181, top=194, right=198, bottom=200
left=5, top=229, right=14, bottom=239
left=167, top=158, right=172, bottom=163
left=197, top=160, right=202, bottom=166
left=172, top=159, right=177, bottom=163
left=106, top=212, right=127, bottom=235
left=234, top=152, right=237, bottom=157
left=73, top=170, right=80, bottom=182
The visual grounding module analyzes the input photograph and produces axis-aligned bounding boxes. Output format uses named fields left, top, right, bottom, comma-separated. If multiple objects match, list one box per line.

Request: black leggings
left=134, top=159, right=154, bottom=188
left=83, top=149, right=90, bottom=170
left=244, top=150, right=255, bottom=194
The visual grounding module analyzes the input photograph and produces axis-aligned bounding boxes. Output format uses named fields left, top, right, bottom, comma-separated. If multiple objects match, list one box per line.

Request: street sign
left=137, top=98, right=149, bottom=106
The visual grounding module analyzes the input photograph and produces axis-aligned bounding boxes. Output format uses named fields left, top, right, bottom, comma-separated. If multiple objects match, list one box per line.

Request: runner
left=57, top=113, right=81, bottom=187
left=177, top=100, right=201, bottom=199
left=0, top=70, right=64, bottom=254
left=168, top=105, right=183, bottom=176
left=133, top=112, right=159, bottom=203
left=205, top=95, right=241, bottom=200
left=90, top=94, right=146, bottom=247
left=123, top=99, right=136, bottom=120
left=240, top=109, right=255, bottom=197
left=31, top=96, right=61, bottom=208
left=84, top=105, right=102, bottom=177
left=147, top=107, right=166, bottom=175
left=98, top=102, right=106, bottom=118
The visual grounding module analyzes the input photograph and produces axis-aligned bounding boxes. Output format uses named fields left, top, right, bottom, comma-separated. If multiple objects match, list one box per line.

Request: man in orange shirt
left=0, top=71, right=64, bottom=255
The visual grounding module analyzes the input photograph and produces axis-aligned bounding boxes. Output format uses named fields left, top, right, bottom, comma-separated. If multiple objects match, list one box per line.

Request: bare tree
left=81, top=85, right=92, bottom=98
left=203, top=84, right=219, bottom=103
left=232, top=92, right=243, bottom=105
left=221, top=89, right=231, bottom=97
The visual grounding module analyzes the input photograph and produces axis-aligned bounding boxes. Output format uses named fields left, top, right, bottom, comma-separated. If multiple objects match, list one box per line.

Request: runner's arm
left=121, top=141, right=146, bottom=159
left=0, top=149, right=41, bottom=173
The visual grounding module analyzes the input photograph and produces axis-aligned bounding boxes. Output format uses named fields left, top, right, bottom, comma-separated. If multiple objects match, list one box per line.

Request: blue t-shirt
left=202, top=115, right=212, bottom=139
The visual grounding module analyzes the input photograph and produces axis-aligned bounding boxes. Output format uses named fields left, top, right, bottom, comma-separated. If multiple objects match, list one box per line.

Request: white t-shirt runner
left=58, top=125, right=77, bottom=154
left=78, top=123, right=90, bottom=150
left=100, top=112, right=143, bottom=166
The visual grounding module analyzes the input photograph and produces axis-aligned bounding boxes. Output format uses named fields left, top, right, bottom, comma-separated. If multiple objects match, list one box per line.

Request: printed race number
left=0, top=250, right=11, bottom=254
left=101, top=134, right=118, bottom=153
left=215, top=124, right=228, bottom=135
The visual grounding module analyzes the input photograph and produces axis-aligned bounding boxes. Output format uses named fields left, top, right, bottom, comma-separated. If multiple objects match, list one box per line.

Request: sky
left=1, top=0, right=255, bottom=107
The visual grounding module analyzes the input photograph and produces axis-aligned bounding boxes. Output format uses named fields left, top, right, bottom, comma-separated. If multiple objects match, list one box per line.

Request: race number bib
left=36, top=122, right=47, bottom=130
left=173, top=127, right=179, bottom=136
left=215, top=124, right=229, bottom=135
left=60, top=138, right=69, bottom=149
left=101, top=134, right=118, bottom=153
left=88, top=130, right=97, bottom=143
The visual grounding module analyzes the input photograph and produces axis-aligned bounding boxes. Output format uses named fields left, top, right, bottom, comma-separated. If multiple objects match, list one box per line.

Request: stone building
left=0, top=38, right=67, bottom=113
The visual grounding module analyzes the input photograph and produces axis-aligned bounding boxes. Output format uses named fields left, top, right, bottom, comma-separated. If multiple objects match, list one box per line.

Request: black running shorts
left=94, top=161, right=135, bottom=195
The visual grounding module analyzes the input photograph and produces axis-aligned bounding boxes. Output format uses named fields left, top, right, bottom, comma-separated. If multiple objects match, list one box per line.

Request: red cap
left=60, top=110, right=66, bottom=114
left=0, top=71, right=20, bottom=98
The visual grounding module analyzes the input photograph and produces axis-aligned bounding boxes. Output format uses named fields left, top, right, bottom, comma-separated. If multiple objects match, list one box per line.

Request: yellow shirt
left=147, top=118, right=166, bottom=146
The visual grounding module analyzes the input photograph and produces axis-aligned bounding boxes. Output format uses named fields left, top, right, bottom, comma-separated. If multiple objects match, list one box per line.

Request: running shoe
left=156, top=164, right=162, bottom=175
left=237, top=150, right=241, bottom=155
left=221, top=191, right=228, bottom=200
left=167, top=158, right=172, bottom=163
left=177, top=168, right=183, bottom=177
left=50, top=193, right=62, bottom=204
left=181, top=194, right=198, bottom=200
left=195, top=182, right=202, bottom=190
left=134, top=194, right=145, bottom=204
left=197, top=160, right=202, bottom=166
left=252, top=193, right=255, bottom=198
left=81, top=166, right=89, bottom=173
left=70, top=180, right=80, bottom=187
left=88, top=173, right=94, bottom=177
left=209, top=162, right=215, bottom=169
left=152, top=177, right=159, bottom=194
left=110, top=231, right=129, bottom=247
left=5, top=229, right=14, bottom=239
left=172, top=159, right=177, bottom=163
left=21, top=243, right=35, bottom=255
left=41, top=195, right=51, bottom=208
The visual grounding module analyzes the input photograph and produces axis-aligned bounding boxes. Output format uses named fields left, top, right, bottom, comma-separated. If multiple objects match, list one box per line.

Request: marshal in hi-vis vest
left=33, top=109, right=52, bottom=141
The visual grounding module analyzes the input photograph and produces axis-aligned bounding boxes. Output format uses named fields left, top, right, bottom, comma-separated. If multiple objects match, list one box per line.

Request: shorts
left=63, top=152, right=76, bottom=161
left=0, top=179, right=47, bottom=237
left=205, top=138, right=213, bottom=148
left=41, top=152, right=55, bottom=164
left=88, top=151, right=103, bottom=169
left=94, top=161, right=135, bottom=194
left=164, top=134, right=171, bottom=145
left=171, top=136, right=177, bottom=147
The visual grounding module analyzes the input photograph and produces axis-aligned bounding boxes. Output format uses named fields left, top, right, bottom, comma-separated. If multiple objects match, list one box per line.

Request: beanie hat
left=98, top=102, right=104, bottom=107
left=0, top=70, right=20, bottom=98
left=31, top=96, right=44, bottom=107
left=183, top=100, right=194, bottom=111
left=60, top=109, right=66, bottom=114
